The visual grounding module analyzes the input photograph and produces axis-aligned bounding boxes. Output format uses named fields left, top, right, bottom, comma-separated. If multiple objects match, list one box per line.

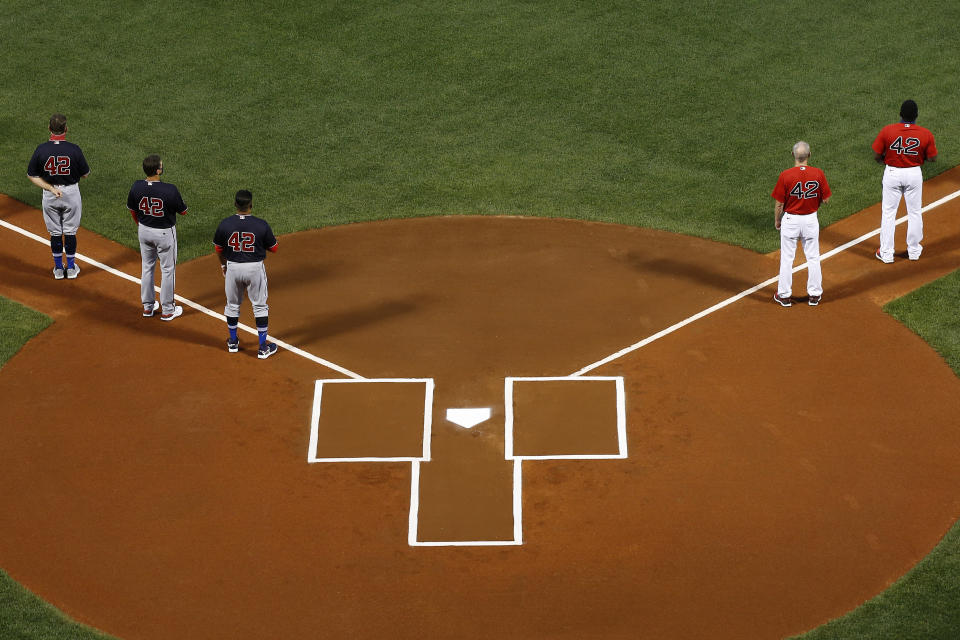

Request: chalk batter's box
left=308, top=376, right=625, bottom=462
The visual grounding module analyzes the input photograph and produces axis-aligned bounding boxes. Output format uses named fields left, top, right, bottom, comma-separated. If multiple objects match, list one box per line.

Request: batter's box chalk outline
left=308, top=378, right=434, bottom=463
left=504, top=376, right=627, bottom=460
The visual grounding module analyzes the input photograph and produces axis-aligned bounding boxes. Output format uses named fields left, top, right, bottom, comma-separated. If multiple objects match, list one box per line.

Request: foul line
left=571, top=187, right=960, bottom=377
left=0, top=218, right=364, bottom=380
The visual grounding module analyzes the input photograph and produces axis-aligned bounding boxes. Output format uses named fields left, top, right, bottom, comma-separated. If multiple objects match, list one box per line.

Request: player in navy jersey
left=213, top=190, right=279, bottom=358
left=127, top=155, right=188, bottom=320
left=27, top=114, right=90, bottom=279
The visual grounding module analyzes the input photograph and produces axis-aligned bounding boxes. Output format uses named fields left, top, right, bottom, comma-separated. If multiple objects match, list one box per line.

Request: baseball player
left=126, top=155, right=187, bottom=320
left=772, top=141, right=831, bottom=307
left=26, top=113, right=90, bottom=279
left=872, top=99, right=937, bottom=263
left=213, top=190, right=279, bottom=358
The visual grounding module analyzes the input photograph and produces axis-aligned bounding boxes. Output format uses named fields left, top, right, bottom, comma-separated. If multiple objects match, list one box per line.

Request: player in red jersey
left=872, top=99, right=937, bottom=263
left=771, top=141, right=831, bottom=307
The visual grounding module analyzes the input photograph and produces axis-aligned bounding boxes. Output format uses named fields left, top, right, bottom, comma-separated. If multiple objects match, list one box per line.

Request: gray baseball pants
left=138, top=225, right=178, bottom=315
left=41, top=184, right=82, bottom=235
left=224, top=261, right=269, bottom=318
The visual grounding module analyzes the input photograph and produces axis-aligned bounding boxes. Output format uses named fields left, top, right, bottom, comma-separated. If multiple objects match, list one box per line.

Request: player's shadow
left=181, top=257, right=343, bottom=310
left=0, top=253, right=220, bottom=350
left=625, top=251, right=760, bottom=294
left=827, top=229, right=960, bottom=301
left=278, top=295, right=435, bottom=342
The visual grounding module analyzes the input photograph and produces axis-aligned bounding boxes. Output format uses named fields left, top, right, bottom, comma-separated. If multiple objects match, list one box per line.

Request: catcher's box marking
left=446, top=408, right=492, bottom=429
left=0, top=218, right=363, bottom=379
left=572, top=187, right=960, bottom=376
left=505, top=376, right=627, bottom=460
left=307, top=378, right=433, bottom=462
left=309, top=376, right=624, bottom=546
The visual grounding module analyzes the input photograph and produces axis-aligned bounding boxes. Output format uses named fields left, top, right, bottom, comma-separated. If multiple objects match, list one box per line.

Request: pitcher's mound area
left=2, top=184, right=960, bottom=639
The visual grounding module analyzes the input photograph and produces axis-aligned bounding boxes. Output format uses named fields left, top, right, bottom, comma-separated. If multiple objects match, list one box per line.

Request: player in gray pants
left=126, top=155, right=188, bottom=320
left=26, top=114, right=90, bottom=279
left=213, top=190, right=279, bottom=358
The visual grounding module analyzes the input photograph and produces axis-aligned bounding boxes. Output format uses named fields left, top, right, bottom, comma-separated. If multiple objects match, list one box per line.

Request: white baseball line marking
left=0, top=218, right=364, bottom=379
left=572, top=187, right=960, bottom=376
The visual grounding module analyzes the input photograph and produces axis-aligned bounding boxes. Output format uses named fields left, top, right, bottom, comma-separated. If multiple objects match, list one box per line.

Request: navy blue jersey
left=213, top=214, right=277, bottom=263
left=126, top=180, right=188, bottom=228
left=27, top=138, right=90, bottom=186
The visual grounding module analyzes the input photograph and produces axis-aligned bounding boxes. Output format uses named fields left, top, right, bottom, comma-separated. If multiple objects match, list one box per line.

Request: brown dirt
left=1, top=167, right=960, bottom=639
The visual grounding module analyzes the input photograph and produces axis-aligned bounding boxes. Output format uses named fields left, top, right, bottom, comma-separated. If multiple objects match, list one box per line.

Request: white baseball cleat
left=53, top=267, right=65, bottom=280
left=66, top=264, right=80, bottom=279
left=161, top=305, right=183, bottom=322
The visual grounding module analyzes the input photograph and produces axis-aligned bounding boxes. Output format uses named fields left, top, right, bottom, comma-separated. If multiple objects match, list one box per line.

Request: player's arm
left=773, top=199, right=784, bottom=230
left=214, top=244, right=228, bottom=277
left=873, top=151, right=884, bottom=163
left=27, top=175, right=63, bottom=198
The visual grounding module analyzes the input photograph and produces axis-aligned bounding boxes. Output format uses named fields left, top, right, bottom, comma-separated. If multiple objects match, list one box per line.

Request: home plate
left=446, top=408, right=492, bottom=429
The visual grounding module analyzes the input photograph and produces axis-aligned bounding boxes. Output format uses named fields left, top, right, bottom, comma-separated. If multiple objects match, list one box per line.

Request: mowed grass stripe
left=1, top=2, right=959, bottom=261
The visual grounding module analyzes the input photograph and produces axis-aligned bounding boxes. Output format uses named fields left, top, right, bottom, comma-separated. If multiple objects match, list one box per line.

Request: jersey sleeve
left=925, top=131, right=938, bottom=159
left=771, top=173, right=786, bottom=202
left=26, top=149, right=42, bottom=177
left=76, top=148, right=90, bottom=177
left=213, top=222, right=227, bottom=249
left=871, top=128, right=887, bottom=155
left=126, top=183, right=138, bottom=212
left=173, top=187, right=188, bottom=214
left=263, top=223, right=278, bottom=251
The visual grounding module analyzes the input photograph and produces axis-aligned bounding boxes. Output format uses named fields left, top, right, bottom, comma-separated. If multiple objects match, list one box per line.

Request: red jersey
left=771, top=165, right=831, bottom=215
left=872, top=122, right=937, bottom=168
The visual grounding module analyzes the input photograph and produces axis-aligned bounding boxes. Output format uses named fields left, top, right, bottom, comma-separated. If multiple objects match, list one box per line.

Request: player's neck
left=49, top=133, right=66, bottom=141
left=145, top=174, right=162, bottom=182
left=794, top=161, right=808, bottom=167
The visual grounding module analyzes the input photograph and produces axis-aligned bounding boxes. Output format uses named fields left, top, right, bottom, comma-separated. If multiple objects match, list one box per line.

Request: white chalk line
left=0, top=218, right=363, bottom=380
left=571, top=187, right=960, bottom=377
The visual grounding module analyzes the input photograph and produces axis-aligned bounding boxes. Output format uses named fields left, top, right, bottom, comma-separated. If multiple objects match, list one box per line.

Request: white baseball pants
left=778, top=212, right=822, bottom=298
left=879, top=165, right=923, bottom=261
left=41, top=183, right=82, bottom=235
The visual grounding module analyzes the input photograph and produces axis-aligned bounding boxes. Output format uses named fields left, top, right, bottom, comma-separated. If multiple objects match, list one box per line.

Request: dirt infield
left=2, top=169, right=960, bottom=639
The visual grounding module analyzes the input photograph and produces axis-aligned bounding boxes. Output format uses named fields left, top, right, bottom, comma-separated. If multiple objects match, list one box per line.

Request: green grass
left=2, top=1, right=960, bottom=638
left=0, top=296, right=51, bottom=369
left=0, top=571, right=116, bottom=640
left=1, top=1, right=959, bottom=260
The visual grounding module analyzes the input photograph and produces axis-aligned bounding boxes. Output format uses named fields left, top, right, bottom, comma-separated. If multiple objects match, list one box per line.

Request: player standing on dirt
left=26, top=113, right=90, bottom=280
left=213, top=190, right=279, bottom=358
left=872, top=99, right=937, bottom=263
left=127, top=155, right=187, bottom=320
left=772, top=141, right=831, bottom=307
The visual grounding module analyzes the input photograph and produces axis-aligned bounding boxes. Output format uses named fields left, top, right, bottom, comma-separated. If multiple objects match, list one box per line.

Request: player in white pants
left=872, top=99, right=937, bottom=263
left=772, top=141, right=832, bottom=307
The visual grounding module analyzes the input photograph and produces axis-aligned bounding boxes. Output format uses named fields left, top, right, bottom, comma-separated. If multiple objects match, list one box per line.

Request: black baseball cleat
left=808, top=295, right=822, bottom=306
left=257, top=342, right=278, bottom=359
left=227, top=338, right=239, bottom=353
left=773, top=293, right=792, bottom=307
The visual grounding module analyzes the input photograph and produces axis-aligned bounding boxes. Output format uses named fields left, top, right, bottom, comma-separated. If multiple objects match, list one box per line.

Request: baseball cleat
left=143, top=301, right=160, bottom=317
left=161, top=305, right=184, bottom=321
left=227, top=338, right=239, bottom=353
left=875, top=249, right=893, bottom=264
left=53, top=267, right=65, bottom=280
left=66, top=264, right=80, bottom=279
left=808, top=295, right=822, bottom=306
left=773, top=293, right=792, bottom=307
left=257, top=342, right=278, bottom=359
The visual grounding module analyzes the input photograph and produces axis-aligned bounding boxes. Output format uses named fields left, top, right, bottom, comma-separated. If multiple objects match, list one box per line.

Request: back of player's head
left=900, top=99, right=918, bottom=122
left=49, top=113, right=67, bottom=134
left=235, top=190, right=253, bottom=212
left=792, top=141, right=810, bottom=161
left=142, top=154, right=162, bottom=176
